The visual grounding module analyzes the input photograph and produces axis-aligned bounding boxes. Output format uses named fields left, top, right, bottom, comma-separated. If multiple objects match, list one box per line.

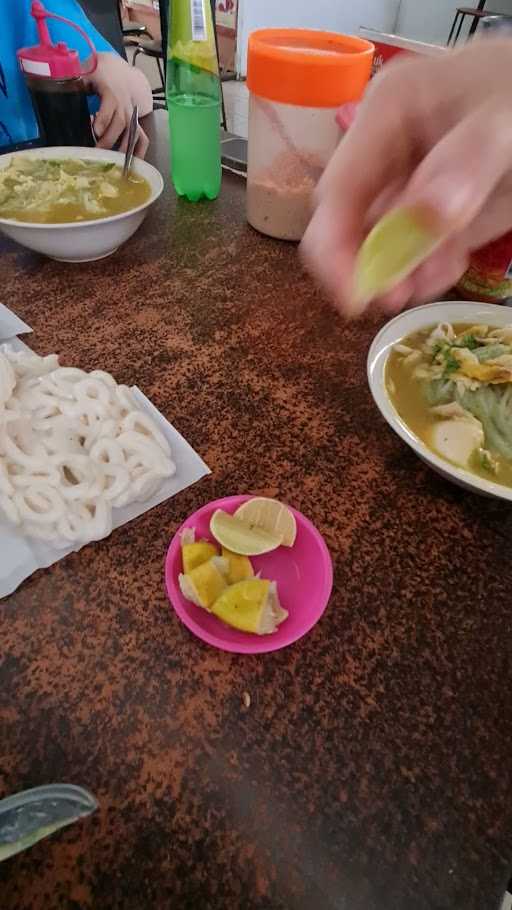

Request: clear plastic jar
left=246, top=96, right=339, bottom=241
left=246, top=29, right=374, bottom=242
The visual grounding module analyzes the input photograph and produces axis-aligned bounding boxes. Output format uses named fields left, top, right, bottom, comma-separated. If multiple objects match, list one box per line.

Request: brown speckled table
left=1, top=113, right=512, bottom=910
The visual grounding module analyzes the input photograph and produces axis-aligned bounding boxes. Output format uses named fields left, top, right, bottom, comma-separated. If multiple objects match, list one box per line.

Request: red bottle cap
left=17, top=0, right=97, bottom=80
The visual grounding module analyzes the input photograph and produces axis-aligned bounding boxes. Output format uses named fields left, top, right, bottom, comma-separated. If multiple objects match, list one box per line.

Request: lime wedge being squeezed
left=353, top=206, right=442, bottom=307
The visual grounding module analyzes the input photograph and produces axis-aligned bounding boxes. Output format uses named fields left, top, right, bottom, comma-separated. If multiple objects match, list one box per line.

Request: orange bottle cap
left=247, top=29, right=374, bottom=108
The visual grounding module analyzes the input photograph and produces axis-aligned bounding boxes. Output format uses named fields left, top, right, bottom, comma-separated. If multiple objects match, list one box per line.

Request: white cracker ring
left=59, top=397, right=109, bottom=426
left=14, top=420, right=47, bottom=463
left=115, top=385, right=138, bottom=416
left=0, top=423, right=50, bottom=471
left=121, top=410, right=171, bottom=456
left=81, top=418, right=121, bottom=452
left=24, top=521, right=61, bottom=543
left=3, top=349, right=59, bottom=378
left=14, top=383, right=62, bottom=420
left=74, top=376, right=115, bottom=408
left=89, top=437, right=125, bottom=466
left=103, top=464, right=130, bottom=503
left=117, top=431, right=172, bottom=475
left=132, top=470, right=164, bottom=502
left=57, top=501, right=97, bottom=543
left=49, top=367, right=87, bottom=388
left=90, top=370, right=117, bottom=388
left=35, top=420, right=83, bottom=457
left=11, top=467, right=62, bottom=489
left=38, top=374, right=74, bottom=402
left=111, top=486, right=132, bottom=509
left=14, top=483, right=66, bottom=525
left=51, top=453, right=106, bottom=501
left=82, top=497, right=112, bottom=541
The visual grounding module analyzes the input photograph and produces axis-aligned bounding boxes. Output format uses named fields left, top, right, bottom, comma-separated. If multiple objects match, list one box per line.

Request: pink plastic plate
left=165, top=495, right=333, bottom=654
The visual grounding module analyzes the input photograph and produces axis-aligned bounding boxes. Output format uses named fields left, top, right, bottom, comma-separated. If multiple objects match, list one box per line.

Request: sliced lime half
left=354, top=206, right=442, bottom=306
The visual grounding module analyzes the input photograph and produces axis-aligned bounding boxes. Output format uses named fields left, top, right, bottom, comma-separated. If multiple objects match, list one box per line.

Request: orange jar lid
left=247, top=29, right=374, bottom=108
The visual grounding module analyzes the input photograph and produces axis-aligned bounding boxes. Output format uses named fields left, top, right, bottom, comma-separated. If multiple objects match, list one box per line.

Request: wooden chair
left=447, top=2, right=499, bottom=45
left=77, top=0, right=146, bottom=60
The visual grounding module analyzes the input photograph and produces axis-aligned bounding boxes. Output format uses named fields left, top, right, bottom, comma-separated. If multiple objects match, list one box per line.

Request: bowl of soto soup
left=368, top=301, right=512, bottom=500
left=0, top=146, right=163, bottom=262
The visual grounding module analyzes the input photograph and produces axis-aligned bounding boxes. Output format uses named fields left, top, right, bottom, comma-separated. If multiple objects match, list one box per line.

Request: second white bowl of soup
left=368, top=301, right=512, bottom=501
left=0, top=146, right=163, bottom=262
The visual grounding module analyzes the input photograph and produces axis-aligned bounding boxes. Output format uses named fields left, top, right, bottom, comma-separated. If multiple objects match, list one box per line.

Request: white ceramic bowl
left=0, top=146, right=164, bottom=262
left=367, top=300, right=512, bottom=501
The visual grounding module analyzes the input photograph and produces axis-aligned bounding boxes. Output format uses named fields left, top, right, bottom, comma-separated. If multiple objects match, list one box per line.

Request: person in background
left=301, top=38, right=512, bottom=317
left=0, top=0, right=152, bottom=155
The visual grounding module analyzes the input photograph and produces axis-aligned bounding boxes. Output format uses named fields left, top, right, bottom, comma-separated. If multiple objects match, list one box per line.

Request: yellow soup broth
left=0, top=157, right=151, bottom=224
left=386, top=322, right=512, bottom=488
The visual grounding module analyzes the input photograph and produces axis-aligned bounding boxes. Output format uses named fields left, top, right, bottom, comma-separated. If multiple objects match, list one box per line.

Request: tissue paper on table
left=0, top=303, right=32, bottom=341
left=0, top=341, right=211, bottom=598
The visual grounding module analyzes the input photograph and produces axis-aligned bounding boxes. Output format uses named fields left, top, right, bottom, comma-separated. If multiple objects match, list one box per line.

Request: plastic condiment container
left=17, top=0, right=98, bottom=148
left=246, top=29, right=374, bottom=241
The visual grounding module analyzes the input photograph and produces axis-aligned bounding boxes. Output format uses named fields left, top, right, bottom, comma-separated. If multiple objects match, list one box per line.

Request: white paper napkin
left=0, top=303, right=32, bottom=341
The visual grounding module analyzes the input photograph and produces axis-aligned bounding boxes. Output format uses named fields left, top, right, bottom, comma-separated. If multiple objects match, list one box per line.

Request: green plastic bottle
left=166, top=0, right=222, bottom=201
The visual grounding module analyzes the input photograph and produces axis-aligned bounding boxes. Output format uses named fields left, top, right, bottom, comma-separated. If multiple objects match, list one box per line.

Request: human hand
left=86, top=53, right=152, bottom=157
left=301, top=39, right=512, bottom=317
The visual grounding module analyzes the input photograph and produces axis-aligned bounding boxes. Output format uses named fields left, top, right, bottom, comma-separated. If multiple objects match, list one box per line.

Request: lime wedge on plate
left=354, top=206, right=442, bottom=305
left=210, top=509, right=282, bottom=556
left=234, top=497, right=297, bottom=547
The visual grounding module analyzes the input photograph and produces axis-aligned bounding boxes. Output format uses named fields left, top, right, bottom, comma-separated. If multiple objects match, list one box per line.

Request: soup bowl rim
left=367, top=299, right=512, bottom=501
left=0, top=145, right=163, bottom=230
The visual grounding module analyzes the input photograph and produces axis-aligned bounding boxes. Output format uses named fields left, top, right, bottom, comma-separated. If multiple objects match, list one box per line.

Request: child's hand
left=301, top=39, right=512, bottom=317
left=87, top=53, right=153, bottom=157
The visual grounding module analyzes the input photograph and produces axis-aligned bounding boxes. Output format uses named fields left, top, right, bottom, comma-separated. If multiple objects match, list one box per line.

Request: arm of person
left=301, top=39, right=512, bottom=317
left=45, top=1, right=152, bottom=156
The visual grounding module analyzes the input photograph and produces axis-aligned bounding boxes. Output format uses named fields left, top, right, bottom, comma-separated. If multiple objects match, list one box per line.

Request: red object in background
left=358, top=27, right=446, bottom=77
left=457, top=230, right=512, bottom=302
left=371, top=40, right=410, bottom=75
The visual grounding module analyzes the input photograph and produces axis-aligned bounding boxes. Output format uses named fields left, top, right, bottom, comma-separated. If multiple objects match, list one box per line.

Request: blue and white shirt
left=0, top=0, right=112, bottom=150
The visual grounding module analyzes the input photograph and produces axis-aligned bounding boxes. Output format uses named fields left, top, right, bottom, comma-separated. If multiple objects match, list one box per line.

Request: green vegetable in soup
left=386, top=321, right=512, bottom=488
left=460, top=385, right=512, bottom=461
left=0, top=157, right=151, bottom=224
